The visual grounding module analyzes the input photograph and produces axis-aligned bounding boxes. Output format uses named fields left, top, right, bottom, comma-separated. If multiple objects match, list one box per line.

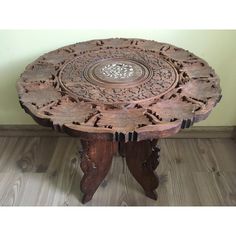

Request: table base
left=80, top=139, right=160, bottom=204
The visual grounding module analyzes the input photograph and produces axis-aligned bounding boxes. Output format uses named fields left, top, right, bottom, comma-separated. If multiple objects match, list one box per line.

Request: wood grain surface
left=0, top=137, right=235, bottom=206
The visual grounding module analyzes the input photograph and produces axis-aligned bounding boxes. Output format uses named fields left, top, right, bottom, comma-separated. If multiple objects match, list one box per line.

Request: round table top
left=17, top=38, right=222, bottom=141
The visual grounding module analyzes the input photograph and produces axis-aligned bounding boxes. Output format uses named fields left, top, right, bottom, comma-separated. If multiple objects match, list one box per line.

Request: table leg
left=124, top=139, right=160, bottom=200
left=80, top=139, right=116, bottom=204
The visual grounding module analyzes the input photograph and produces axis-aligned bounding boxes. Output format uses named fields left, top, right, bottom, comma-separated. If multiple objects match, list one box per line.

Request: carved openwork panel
left=17, top=38, right=222, bottom=141
left=58, top=48, right=178, bottom=103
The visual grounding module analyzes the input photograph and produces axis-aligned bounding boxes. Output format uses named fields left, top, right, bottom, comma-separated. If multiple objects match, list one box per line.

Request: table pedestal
left=80, top=139, right=160, bottom=204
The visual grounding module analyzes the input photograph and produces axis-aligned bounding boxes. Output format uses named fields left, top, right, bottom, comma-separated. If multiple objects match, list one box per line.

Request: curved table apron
left=17, top=38, right=222, bottom=203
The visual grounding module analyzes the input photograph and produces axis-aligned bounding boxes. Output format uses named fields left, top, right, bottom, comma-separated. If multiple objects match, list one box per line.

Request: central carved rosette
left=84, top=58, right=149, bottom=85
left=101, top=63, right=134, bottom=79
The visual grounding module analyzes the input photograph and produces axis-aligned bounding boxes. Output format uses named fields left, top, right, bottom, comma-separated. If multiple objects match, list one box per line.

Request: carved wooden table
left=17, top=38, right=221, bottom=204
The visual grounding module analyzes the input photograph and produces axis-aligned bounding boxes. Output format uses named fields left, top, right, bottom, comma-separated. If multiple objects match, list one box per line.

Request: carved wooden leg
left=118, top=141, right=126, bottom=157
left=125, top=139, right=160, bottom=200
left=80, top=139, right=116, bottom=204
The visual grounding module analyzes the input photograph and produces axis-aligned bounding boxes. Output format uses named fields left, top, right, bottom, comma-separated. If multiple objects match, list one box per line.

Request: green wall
left=0, top=30, right=235, bottom=126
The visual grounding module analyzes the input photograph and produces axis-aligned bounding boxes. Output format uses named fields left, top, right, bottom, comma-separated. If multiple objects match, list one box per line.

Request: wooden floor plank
left=0, top=137, right=235, bottom=206
left=192, top=172, right=223, bottom=206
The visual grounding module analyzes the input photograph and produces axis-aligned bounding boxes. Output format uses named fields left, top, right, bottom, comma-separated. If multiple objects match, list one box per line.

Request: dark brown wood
left=80, top=139, right=116, bottom=203
left=16, top=38, right=222, bottom=204
left=124, top=139, right=160, bottom=200
left=17, top=38, right=221, bottom=142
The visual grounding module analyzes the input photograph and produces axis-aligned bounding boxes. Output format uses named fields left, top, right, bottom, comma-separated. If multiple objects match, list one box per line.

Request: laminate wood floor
left=0, top=137, right=235, bottom=206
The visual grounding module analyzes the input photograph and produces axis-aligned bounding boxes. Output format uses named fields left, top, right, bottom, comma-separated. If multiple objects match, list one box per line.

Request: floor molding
left=0, top=125, right=235, bottom=139
left=171, top=126, right=236, bottom=139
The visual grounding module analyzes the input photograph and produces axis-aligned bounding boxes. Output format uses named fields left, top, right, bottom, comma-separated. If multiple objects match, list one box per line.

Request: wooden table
left=17, top=38, right=222, bottom=203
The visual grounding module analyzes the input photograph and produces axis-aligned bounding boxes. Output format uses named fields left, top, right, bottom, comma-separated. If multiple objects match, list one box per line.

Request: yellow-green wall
left=0, top=30, right=235, bottom=126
